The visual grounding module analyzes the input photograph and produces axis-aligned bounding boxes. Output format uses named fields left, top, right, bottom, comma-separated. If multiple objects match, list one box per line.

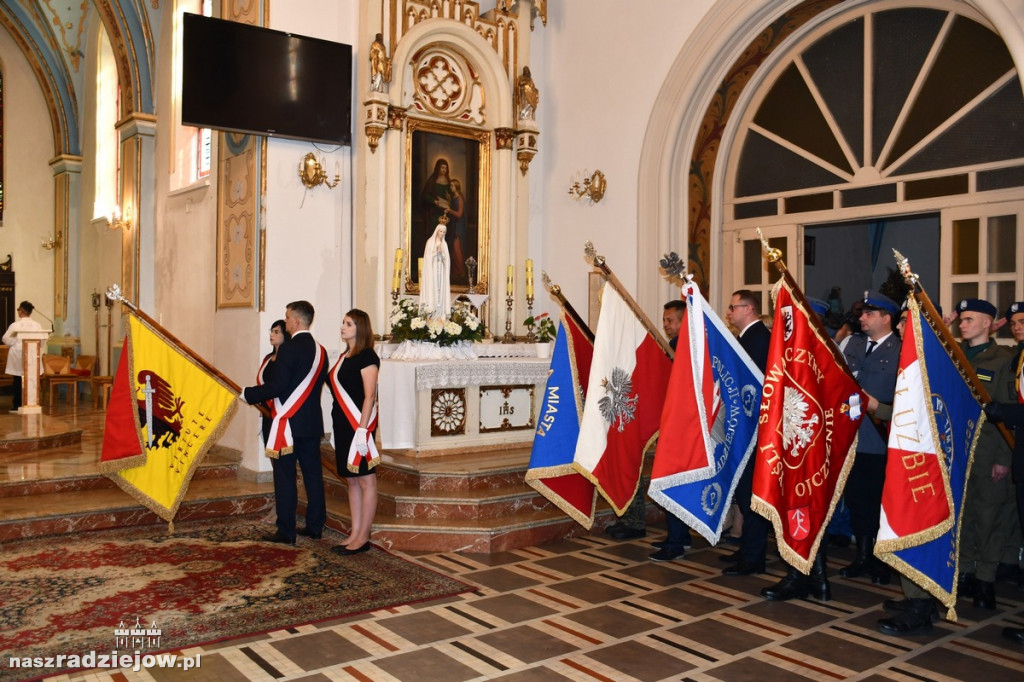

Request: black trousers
left=845, top=451, right=887, bottom=539
left=271, top=435, right=327, bottom=540
left=735, top=457, right=769, bottom=563
left=12, top=375, right=22, bottom=410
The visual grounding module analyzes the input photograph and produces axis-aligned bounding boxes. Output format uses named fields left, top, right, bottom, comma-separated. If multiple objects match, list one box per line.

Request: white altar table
left=378, top=355, right=550, bottom=453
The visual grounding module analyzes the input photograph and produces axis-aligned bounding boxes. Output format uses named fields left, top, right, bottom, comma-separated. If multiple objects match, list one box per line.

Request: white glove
left=237, top=393, right=249, bottom=404
left=354, top=427, right=370, bottom=456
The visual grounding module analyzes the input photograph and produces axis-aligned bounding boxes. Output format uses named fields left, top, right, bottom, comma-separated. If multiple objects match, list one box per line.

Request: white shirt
left=3, top=316, right=46, bottom=376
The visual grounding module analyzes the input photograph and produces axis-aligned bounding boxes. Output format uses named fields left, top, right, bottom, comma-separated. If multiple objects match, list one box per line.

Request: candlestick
left=525, top=259, right=534, bottom=297
left=525, top=293, right=536, bottom=343
left=392, top=248, right=403, bottom=292
left=502, top=293, right=516, bottom=343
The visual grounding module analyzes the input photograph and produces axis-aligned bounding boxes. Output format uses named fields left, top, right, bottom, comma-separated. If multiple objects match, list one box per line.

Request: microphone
left=33, top=309, right=54, bottom=333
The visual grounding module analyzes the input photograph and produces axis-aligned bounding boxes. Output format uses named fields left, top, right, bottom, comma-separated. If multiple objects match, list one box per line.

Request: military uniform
left=961, top=339, right=1014, bottom=599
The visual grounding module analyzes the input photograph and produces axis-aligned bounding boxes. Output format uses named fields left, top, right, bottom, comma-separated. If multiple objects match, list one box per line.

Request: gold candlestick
left=502, top=293, right=516, bottom=343
left=525, top=294, right=536, bottom=342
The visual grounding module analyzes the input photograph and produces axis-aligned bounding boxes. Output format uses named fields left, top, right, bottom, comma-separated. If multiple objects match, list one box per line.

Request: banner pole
left=542, top=271, right=594, bottom=343
left=583, top=241, right=674, bottom=359
left=893, top=251, right=1014, bottom=449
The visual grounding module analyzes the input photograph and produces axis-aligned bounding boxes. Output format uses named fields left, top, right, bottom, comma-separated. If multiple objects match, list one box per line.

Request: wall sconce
left=568, top=169, right=607, bottom=204
left=41, top=232, right=63, bottom=250
left=108, top=205, right=132, bottom=231
left=298, top=152, right=340, bottom=189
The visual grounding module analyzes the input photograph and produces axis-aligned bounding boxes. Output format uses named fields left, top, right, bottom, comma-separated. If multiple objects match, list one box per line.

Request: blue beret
left=957, top=298, right=997, bottom=318
left=1005, top=301, right=1024, bottom=320
left=807, top=297, right=829, bottom=317
left=862, top=290, right=900, bottom=316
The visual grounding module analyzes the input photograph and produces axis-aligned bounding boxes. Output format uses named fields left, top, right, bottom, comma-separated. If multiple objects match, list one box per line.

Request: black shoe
left=839, top=536, right=874, bottom=579
left=877, top=605, right=935, bottom=636
left=722, top=560, right=765, bottom=576
left=262, top=531, right=296, bottom=545
left=331, top=541, right=372, bottom=556
left=609, top=527, right=647, bottom=540
left=761, top=569, right=808, bottom=601
left=882, top=598, right=940, bottom=623
left=808, top=551, right=832, bottom=601
left=605, top=522, right=626, bottom=536
left=650, top=547, right=686, bottom=562
left=958, top=572, right=977, bottom=598
left=296, top=527, right=322, bottom=539
left=718, top=550, right=742, bottom=564
left=1003, top=627, right=1024, bottom=644
left=973, top=580, right=996, bottom=609
left=871, top=560, right=891, bottom=585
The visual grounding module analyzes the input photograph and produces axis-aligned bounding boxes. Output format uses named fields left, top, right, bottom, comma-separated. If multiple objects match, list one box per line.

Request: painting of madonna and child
left=408, top=123, right=489, bottom=294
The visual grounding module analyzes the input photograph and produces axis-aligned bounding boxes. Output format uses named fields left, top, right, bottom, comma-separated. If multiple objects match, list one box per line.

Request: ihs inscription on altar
left=479, top=385, right=535, bottom=432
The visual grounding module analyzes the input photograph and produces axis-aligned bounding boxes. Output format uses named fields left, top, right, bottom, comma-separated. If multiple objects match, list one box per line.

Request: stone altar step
left=310, top=445, right=653, bottom=553
left=0, top=447, right=274, bottom=541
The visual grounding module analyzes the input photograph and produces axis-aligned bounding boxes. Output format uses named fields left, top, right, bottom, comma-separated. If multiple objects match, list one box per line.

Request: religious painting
left=405, top=119, right=490, bottom=294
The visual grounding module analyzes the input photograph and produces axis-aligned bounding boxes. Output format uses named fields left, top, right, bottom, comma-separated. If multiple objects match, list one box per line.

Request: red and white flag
left=751, top=279, right=865, bottom=572
left=572, top=282, right=672, bottom=513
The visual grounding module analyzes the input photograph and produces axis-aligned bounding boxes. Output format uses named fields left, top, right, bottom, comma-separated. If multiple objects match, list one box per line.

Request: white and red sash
left=265, top=343, right=326, bottom=458
left=328, top=355, right=380, bottom=472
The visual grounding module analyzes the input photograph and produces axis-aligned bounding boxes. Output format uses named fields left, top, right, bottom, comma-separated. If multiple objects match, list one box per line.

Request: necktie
left=866, top=340, right=877, bottom=356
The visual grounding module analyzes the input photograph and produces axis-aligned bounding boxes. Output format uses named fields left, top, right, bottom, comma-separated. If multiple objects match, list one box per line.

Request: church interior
left=3, top=0, right=1024, bottom=679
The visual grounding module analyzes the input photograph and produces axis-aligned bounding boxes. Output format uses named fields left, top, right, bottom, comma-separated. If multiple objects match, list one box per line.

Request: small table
left=91, top=375, right=114, bottom=409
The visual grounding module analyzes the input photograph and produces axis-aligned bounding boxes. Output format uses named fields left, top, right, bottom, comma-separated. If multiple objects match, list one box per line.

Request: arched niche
left=637, top=0, right=1024, bottom=312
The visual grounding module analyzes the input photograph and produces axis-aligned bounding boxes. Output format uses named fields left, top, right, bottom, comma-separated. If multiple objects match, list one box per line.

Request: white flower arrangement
left=389, top=298, right=485, bottom=347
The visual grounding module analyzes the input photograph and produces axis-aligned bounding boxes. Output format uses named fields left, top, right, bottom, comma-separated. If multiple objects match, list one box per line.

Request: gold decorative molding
left=494, top=128, right=515, bottom=150
left=387, top=105, right=407, bottom=130
left=409, top=46, right=484, bottom=124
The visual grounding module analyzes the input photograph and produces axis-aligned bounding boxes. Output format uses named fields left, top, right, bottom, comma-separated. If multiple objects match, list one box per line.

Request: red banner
left=751, top=281, right=865, bottom=572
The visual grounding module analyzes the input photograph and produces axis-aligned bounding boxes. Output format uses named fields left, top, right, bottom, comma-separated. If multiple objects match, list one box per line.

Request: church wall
left=0, top=30, right=57, bottom=320
left=531, top=1, right=714, bottom=323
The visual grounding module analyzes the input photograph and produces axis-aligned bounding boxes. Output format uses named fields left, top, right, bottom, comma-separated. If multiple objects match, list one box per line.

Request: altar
left=377, top=344, right=550, bottom=455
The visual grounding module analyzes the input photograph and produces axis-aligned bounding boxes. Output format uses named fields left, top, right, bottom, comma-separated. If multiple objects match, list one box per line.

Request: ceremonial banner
left=572, top=282, right=672, bottom=513
left=525, top=312, right=596, bottom=527
left=751, top=280, right=865, bottom=572
left=100, top=314, right=239, bottom=522
left=875, top=296, right=982, bottom=617
left=648, top=281, right=763, bottom=543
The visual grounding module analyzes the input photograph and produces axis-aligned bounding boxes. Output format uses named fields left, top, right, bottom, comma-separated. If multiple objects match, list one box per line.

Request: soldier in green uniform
left=956, top=298, right=1014, bottom=609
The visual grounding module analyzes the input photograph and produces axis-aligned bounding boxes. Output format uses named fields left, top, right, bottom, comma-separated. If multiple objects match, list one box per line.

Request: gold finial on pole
left=756, top=228, right=782, bottom=263
left=583, top=241, right=605, bottom=268
left=893, top=248, right=919, bottom=288
left=542, top=270, right=560, bottom=296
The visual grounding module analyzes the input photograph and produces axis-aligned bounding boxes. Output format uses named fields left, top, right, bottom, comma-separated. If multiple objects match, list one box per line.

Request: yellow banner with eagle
left=100, top=313, right=238, bottom=521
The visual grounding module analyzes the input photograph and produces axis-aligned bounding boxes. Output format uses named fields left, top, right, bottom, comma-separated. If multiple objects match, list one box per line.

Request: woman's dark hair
left=344, top=309, right=374, bottom=356
left=271, top=319, right=291, bottom=343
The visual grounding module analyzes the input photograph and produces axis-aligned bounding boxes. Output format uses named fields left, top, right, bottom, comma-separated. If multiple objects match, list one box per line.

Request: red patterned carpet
left=0, top=517, right=472, bottom=680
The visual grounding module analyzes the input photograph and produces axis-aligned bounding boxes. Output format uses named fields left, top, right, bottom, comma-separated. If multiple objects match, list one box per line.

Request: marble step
left=0, top=446, right=243, bottom=498
left=0, top=475, right=274, bottom=542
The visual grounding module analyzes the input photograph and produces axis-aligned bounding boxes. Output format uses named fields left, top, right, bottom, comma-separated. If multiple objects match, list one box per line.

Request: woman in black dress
left=256, top=319, right=290, bottom=447
left=328, top=309, right=380, bottom=555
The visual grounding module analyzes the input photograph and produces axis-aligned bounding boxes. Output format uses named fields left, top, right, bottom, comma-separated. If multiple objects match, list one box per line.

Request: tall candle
left=418, top=258, right=424, bottom=286
left=507, top=264, right=514, bottom=296
left=525, top=259, right=534, bottom=297
left=392, top=248, right=403, bottom=291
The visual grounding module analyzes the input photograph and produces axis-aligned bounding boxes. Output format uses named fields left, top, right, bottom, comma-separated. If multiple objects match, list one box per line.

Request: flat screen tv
left=182, top=13, right=352, bottom=145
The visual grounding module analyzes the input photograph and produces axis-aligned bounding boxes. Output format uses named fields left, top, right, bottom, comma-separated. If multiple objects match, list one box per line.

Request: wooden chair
left=71, top=354, right=96, bottom=401
left=41, top=354, right=77, bottom=409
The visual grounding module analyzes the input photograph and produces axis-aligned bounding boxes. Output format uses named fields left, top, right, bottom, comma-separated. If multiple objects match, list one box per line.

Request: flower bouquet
left=389, top=299, right=485, bottom=359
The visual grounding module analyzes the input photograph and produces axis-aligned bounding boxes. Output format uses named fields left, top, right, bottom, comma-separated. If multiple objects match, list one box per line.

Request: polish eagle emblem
left=781, top=386, right=819, bottom=456
left=598, top=367, right=638, bottom=432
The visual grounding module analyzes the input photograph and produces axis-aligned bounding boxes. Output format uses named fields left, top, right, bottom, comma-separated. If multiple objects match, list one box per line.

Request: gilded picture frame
left=405, top=119, right=490, bottom=295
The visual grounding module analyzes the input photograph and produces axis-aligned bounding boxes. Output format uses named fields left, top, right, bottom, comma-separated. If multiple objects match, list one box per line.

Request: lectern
left=16, top=329, right=50, bottom=415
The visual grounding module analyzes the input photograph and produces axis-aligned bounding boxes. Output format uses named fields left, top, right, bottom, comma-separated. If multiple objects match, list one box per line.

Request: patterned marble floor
left=6, top=399, right=1024, bottom=681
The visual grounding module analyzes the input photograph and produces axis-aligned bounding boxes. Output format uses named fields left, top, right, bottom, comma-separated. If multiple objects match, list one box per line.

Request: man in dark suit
left=721, top=289, right=772, bottom=576
left=840, top=291, right=901, bottom=587
left=241, top=300, right=328, bottom=545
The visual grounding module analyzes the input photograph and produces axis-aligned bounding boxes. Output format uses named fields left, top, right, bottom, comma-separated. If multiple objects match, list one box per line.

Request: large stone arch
left=91, top=0, right=154, bottom=119
left=637, top=0, right=1024, bottom=312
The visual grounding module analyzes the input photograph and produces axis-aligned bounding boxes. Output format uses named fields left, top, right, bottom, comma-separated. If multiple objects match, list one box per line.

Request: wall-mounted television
left=182, top=13, right=352, bottom=145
